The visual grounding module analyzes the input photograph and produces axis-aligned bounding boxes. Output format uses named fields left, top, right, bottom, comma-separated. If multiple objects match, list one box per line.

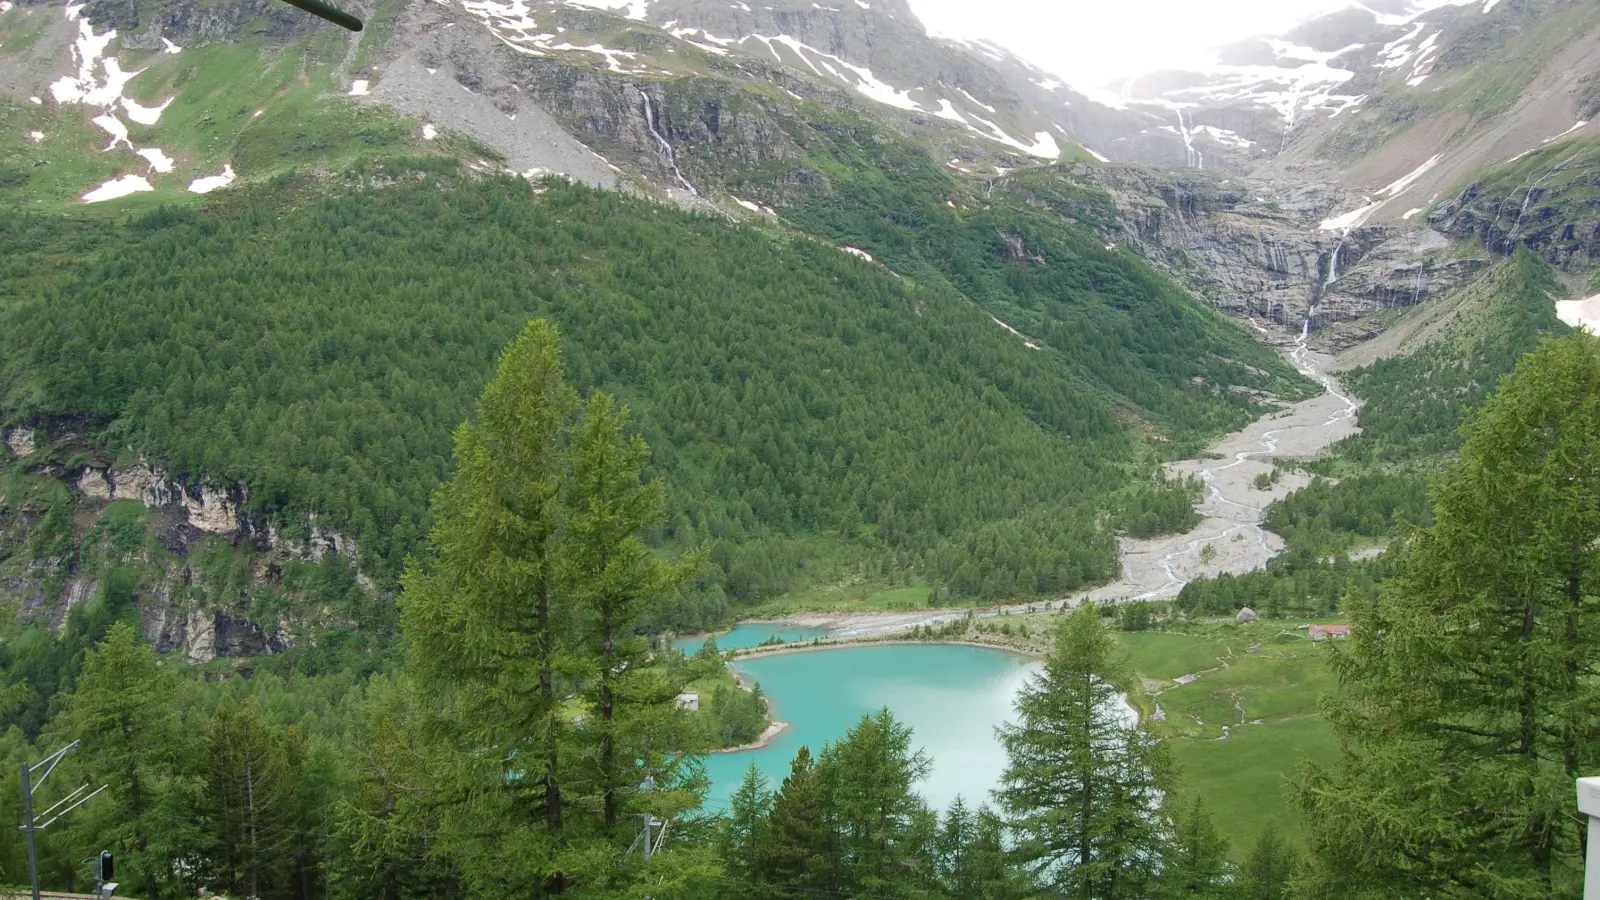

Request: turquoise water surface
left=675, top=623, right=832, bottom=654
left=699, top=644, right=1040, bottom=812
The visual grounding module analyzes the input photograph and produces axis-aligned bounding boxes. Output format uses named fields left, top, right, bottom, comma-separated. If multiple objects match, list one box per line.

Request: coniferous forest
left=1, top=162, right=1303, bottom=629
left=0, top=62, right=1594, bottom=895
left=2, top=320, right=1596, bottom=900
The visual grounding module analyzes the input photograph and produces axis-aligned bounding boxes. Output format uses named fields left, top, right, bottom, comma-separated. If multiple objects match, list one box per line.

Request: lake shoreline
left=733, top=638, right=1045, bottom=662
left=710, top=719, right=791, bottom=754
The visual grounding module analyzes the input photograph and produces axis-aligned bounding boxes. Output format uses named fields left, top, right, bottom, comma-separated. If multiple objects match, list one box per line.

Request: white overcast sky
left=908, top=0, right=1353, bottom=88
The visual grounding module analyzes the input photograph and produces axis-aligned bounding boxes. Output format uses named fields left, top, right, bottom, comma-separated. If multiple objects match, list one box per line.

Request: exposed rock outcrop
left=3, top=427, right=35, bottom=458
left=1429, top=155, right=1600, bottom=272
left=1069, top=165, right=1487, bottom=330
left=75, top=459, right=248, bottom=535
left=2, top=435, right=375, bottom=662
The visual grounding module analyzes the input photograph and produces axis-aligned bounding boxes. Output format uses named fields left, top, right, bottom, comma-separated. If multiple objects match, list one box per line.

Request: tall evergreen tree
left=756, top=746, right=836, bottom=898
left=560, top=392, right=701, bottom=833
left=934, top=799, right=1027, bottom=900
left=1298, top=333, right=1600, bottom=899
left=397, top=320, right=708, bottom=895
left=997, top=603, right=1171, bottom=900
left=722, top=764, right=771, bottom=889
left=398, top=319, right=581, bottom=894
left=1159, top=796, right=1230, bottom=898
left=201, top=700, right=295, bottom=899
left=819, top=709, right=934, bottom=898
left=55, top=622, right=195, bottom=900
left=1236, top=823, right=1298, bottom=900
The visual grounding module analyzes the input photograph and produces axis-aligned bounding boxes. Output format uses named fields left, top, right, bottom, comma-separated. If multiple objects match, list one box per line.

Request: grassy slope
left=906, top=610, right=1339, bottom=857
left=0, top=9, right=460, bottom=213
left=1116, top=621, right=1340, bottom=858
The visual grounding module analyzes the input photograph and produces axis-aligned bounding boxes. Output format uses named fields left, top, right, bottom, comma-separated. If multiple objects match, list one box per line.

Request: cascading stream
left=1124, top=316, right=1359, bottom=602
left=1508, top=162, right=1565, bottom=241
left=637, top=87, right=697, bottom=197
left=1176, top=108, right=1202, bottom=169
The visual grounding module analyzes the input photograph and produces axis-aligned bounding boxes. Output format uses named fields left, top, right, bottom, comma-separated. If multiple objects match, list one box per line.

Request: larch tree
left=1236, top=822, right=1299, bottom=900
left=1159, top=795, right=1230, bottom=898
left=559, top=392, right=702, bottom=836
left=818, top=709, right=935, bottom=898
left=201, top=700, right=295, bottom=899
left=721, top=764, right=771, bottom=889
left=398, top=320, right=706, bottom=896
left=398, top=319, right=580, bottom=894
left=755, top=746, right=837, bottom=898
left=1298, top=333, right=1600, bottom=899
left=934, top=799, right=1027, bottom=900
left=56, top=622, right=195, bottom=900
left=997, top=603, right=1171, bottom=900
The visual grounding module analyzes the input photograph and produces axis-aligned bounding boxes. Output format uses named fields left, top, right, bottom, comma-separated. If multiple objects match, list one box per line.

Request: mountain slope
left=0, top=139, right=1312, bottom=646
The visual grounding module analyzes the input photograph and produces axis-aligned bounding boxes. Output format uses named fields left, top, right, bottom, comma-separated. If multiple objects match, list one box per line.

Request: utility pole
left=18, top=741, right=108, bottom=900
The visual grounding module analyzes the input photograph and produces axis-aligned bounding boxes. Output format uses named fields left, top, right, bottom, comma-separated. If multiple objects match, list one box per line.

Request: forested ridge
left=1, top=158, right=1303, bottom=627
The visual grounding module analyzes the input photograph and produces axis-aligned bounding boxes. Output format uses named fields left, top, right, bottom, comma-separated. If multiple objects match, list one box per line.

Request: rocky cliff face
left=1429, top=139, right=1600, bottom=272
left=1, top=425, right=375, bottom=663
left=1070, top=164, right=1488, bottom=330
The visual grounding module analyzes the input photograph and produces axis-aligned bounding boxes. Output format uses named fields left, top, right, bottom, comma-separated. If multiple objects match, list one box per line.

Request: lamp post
left=1578, top=777, right=1600, bottom=900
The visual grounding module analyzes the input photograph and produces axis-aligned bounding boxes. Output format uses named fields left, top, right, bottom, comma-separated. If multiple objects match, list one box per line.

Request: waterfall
left=1176, top=109, right=1202, bottom=169
left=637, top=88, right=696, bottom=197
left=1508, top=162, right=1564, bottom=243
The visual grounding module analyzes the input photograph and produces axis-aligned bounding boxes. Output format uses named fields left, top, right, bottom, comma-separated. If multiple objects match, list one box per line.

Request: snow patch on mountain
left=1193, top=125, right=1254, bottom=149
left=1556, top=293, right=1600, bottom=334
left=135, top=147, right=174, bottom=173
left=562, top=0, right=648, bottom=18
left=187, top=165, right=236, bottom=194
left=123, top=96, right=172, bottom=125
left=83, top=174, right=152, bottom=202
left=51, top=18, right=134, bottom=106
left=459, top=0, right=654, bottom=72
left=92, top=112, right=131, bottom=150
left=1319, top=199, right=1382, bottom=231
left=1376, top=153, right=1441, bottom=198
left=1544, top=121, right=1587, bottom=144
left=954, top=87, right=995, bottom=113
left=1405, top=31, right=1442, bottom=86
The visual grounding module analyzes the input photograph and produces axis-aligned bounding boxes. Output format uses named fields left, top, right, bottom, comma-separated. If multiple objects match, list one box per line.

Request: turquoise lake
left=700, top=644, right=1040, bottom=812
left=675, top=623, right=832, bottom=654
